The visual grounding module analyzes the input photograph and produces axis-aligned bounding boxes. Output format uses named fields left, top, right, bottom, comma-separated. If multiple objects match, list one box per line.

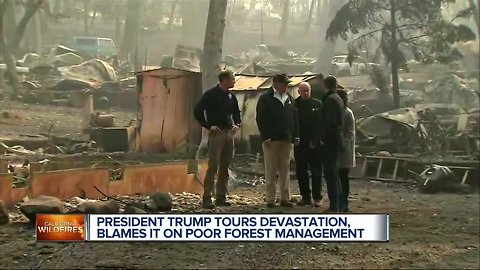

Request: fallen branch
left=93, top=185, right=157, bottom=214
left=0, top=142, right=36, bottom=155
left=350, top=177, right=416, bottom=184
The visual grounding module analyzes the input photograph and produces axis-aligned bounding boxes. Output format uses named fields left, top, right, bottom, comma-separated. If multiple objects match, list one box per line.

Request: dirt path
left=0, top=180, right=478, bottom=269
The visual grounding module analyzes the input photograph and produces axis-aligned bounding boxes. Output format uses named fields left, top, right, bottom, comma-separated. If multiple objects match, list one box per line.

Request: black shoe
left=216, top=199, right=232, bottom=207
left=280, top=200, right=294, bottom=207
left=296, top=199, right=312, bottom=206
left=313, top=200, right=321, bottom=208
left=202, top=198, right=215, bottom=209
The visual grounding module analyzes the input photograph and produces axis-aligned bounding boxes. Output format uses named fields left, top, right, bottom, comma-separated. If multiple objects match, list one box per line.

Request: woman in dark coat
left=337, top=89, right=356, bottom=212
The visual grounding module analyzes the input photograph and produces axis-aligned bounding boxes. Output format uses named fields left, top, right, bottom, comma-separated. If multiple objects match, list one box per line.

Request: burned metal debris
left=416, top=165, right=472, bottom=194
left=351, top=73, right=480, bottom=192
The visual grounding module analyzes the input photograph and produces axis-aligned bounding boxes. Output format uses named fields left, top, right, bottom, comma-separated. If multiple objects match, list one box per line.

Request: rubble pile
left=228, top=45, right=316, bottom=75
left=3, top=44, right=133, bottom=109
left=416, top=165, right=472, bottom=194
left=351, top=72, right=480, bottom=191
left=0, top=190, right=268, bottom=225
left=159, top=44, right=317, bottom=75
left=71, top=200, right=120, bottom=214
left=355, top=73, right=480, bottom=157
left=19, top=196, right=65, bottom=223
left=424, top=74, right=479, bottom=110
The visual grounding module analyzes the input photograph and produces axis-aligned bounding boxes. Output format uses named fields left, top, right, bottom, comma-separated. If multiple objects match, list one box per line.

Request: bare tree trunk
left=314, top=0, right=344, bottom=73
left=114, top=1, right=121, bottom=44
left=90, top=9, right=96, bottom=28
left=316, top=0, right=323, bottom=24
left=469, top=0, right=479, bottom=35
left=196, top=0, right=228, bottom=159
left=305, top=0, right=316, bottom=33
left=260, top=1, right=264, bottom=44
left=181, top=0, right=209, bottom=48
left=228, top=0, right=236, bottom=18
left=52, top=0, right=63, bottom=16
left=12, top=0, right=44, bottom=55
left=33, top=12, right=42, bottom=54
left=83, top=0, right=89, bottom=35
left=279, top=0, right=290, bottom=38
left=4, top=0, right=16, bottom=45
left=121, top=0, right=141, bottom=62
left=157, top=0, right=164, bottom=16
left=390, top=0, right=400, bottom=108
left=167, top=1, right=177, bottom=31
left=0, top=0, right=19, bottom=93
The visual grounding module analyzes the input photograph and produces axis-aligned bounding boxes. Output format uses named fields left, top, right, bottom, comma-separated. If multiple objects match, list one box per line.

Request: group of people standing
left=194, top=70, right=355, bottom=213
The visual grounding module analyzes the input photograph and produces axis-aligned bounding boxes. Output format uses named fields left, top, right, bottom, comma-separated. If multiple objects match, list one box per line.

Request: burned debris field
left=0, top=181, right=478, bottom=269
left=0, top=0, right=479, bottom=269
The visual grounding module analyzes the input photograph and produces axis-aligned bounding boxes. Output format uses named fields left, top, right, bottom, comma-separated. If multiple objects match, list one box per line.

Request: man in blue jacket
left=194, top=70, right=241, bottom=209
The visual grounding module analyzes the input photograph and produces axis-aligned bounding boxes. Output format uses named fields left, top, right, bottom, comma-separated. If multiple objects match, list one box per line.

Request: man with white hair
left=294, top=82, right=323, bottom=207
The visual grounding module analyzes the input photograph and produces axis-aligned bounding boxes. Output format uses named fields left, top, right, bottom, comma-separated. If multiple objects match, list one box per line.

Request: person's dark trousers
left=294, top=145, right=322, bottom=202
left=338, top=168, right=350, bottom=211
left=320, top=148, right=343, bottom=211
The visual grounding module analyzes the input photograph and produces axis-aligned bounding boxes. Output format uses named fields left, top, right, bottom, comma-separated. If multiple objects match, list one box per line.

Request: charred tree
left=121, top=0, right=141, bottom=63
left=180, top=0, right=209, bottom=48
left=196, top=0, right=228, bottom=159
left=316, top=0, right=322, bottom=24
left=83, top=0, right=89, bottom=35
left=279, top=0, right=290, bottom=38
left=0, top=0, right=18, bottom=92
left=12, top=0, right=45, bottom=54
left=33, top=11, right=42, bottom=54
left=389, top=0, right=400, bottom=109
left=469, top=0, right=479, bottom=34
left=4, top=0, right=15, bottom=46
left=313, top=0, right=344, bottom=73
left=114, top=1, right=121, bottom=44
left=167, top=1, right=177, bottom=31
left=1, top=0, right=44, bottom=92
left=305, top=0, right=316, bottom=33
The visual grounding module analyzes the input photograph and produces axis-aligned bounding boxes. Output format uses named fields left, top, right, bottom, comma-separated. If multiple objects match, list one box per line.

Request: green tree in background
left=326, top=0, right=476, bottom=108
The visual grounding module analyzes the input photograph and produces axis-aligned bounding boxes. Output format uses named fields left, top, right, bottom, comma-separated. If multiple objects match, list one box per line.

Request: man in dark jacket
left=194, top=70, right=241, bottom=209
left=313, top=75, right=345, bottom=212
left=308, top=73, right=326, bottom=100
left=294, top=82, right=323, bottom=207
left=256, top=73, right=300, bottom=208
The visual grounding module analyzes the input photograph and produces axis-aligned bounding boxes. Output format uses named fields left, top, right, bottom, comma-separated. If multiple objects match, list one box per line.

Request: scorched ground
left=0, top=181, right=478, bottom=269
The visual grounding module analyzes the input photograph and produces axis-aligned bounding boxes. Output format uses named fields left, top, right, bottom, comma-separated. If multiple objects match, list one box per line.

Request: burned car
left=356, top=107, right=425, bottom=153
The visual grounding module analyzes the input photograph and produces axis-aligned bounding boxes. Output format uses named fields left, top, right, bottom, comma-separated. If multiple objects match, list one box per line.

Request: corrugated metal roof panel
left=289, top=75, right=317, bottom=86
left=232, top=75, right=270, bottom=91
left=136, top=67, right=201, bottom=75
left=231, top=74, right=319, bottom=91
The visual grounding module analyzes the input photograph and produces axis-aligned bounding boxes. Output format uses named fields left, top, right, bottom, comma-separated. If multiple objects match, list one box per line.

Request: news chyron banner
left=37, top=214, right=389, bottom=242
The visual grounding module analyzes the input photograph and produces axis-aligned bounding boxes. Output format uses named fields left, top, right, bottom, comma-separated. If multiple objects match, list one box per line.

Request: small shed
left=134, top=68, right=202, bottom=154
left=231, top=73, right=322, bottom=153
